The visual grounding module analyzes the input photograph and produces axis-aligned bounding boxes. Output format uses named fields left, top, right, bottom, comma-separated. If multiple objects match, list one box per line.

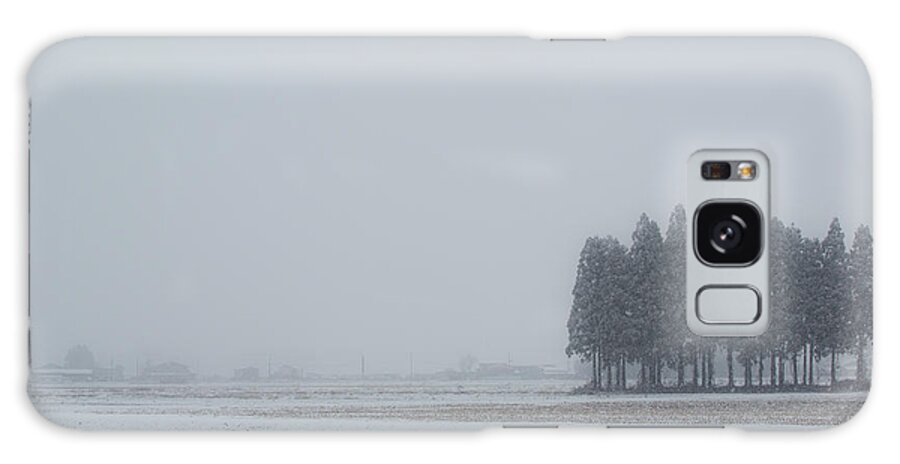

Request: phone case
left=27, top=37, right=872, bottom=430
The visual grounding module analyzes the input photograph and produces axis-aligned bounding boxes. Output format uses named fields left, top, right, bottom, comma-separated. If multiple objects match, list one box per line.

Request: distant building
left=541, top=365, right=576, bottom=379
left=139, top=362, right=195, bottom=384
left=269, top=364, right=300, bottom=381
left=510, top=365, right=545, bottom=379
left=31, top=364, right=92, bottom=383
left=477, top=362, right=515, bottom=378
left=92, top=365, right=125, bottom=382
left=474, top=362, right=561, bottom=379
left=233, top=366, right=260, bottom=381
left=31, top=362, right=125, bottom=382
left=431, top=369, right=465, bottom=381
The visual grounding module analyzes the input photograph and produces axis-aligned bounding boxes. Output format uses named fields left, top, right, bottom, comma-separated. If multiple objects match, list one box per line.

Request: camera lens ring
left=693, top=201, right=763, bottom=267
left=710, top=217, right=744, bottom=252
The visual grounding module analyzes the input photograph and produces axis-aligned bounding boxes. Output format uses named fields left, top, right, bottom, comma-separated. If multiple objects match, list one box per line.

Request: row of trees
left=566, top=206, right=872, bottom=392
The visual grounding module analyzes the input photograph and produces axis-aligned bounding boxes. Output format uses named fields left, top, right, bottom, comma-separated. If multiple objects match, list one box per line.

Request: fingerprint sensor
left=696, top=286, right=761, bottom=325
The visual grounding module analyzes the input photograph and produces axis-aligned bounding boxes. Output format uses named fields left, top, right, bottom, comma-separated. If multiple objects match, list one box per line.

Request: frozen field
left=28, top=379, right=866, bottom=430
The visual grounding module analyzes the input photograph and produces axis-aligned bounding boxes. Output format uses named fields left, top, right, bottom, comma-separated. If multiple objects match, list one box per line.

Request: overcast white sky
left=28, top=38, right=871, bottom=376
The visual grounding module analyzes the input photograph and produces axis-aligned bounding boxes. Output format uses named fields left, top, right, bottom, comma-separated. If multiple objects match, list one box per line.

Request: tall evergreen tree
left=566, top=236, right=629, bottom=390
left=788, top=223, right=807, bottom=385
left=567, top=208, right=869, bottom=395
left=796, top=236, right=824, bottom=385
left=849, top=225, right=873, bottom=385
left=768, top=219, right=804, bottom=386
left=819, top=219, right=852, bottom=386
left=626, top=214, right=665, bottom=389
left=661, top=205, right=691, bottom=388
left=735, top=338, right=758, bottom=388
left=64, top=344, right=95, bottom=370
left=567, top=237, right=603, bottom=388
left=600, top=239, right=631, bottom=390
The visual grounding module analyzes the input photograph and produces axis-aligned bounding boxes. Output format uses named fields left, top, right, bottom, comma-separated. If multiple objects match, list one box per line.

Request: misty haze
left=28, top=38, right=871, bottom=429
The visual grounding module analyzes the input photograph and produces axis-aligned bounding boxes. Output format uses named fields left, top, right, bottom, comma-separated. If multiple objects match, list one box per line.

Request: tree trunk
left=830, top=349, right=837, bottom=387
left=857, top=336, right=866, bottom=384
left=778, top=352, right=785, bottom=387
left=701, top=351, right=707, bottom=388
left=770, top=353, right=777, bottom=387
left=656, top=358, right=662, bottom=388
left=591, top=350, right=598, bottom=390
left=802, top=344, right=808, bottom=385
left=692, top=349, right=700, bottom=387
left=615, top=357, right=620, bottom=390
left=639, top=360, right=645, bottom=388
left=706, top=348, right=715, bottom=388
left=744, top=361, right=752, bottom=388
left=653, top=356, right=659, bottom=387
left=606, top=358, right=613, bottom=391
left=792, top=353, right=798, bottom=386
left=727, top=346, right=734, bottom=387
left=613, top=358, right=619, bottom=391
left=757, top=353, right=764, bottom=387
left=598, top=352, right=604, bottom=391
left=808, top=340, right=816, bottom=386
left=677, top=352, right=685, bottom=388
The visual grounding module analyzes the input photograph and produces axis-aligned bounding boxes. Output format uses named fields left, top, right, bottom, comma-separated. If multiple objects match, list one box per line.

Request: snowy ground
left=28, top=379, right=867, bottom=430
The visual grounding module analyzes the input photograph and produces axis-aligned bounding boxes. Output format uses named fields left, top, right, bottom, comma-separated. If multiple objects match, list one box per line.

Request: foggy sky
left=28, top=38, right=871, bottom=376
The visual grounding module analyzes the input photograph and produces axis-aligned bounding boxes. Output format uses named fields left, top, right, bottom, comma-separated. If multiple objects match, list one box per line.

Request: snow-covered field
left=28, top=379, right=866, bottom=430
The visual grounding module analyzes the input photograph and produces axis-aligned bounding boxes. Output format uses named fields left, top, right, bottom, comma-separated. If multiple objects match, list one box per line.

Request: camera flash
left=736, top=162, right=756, bottom=180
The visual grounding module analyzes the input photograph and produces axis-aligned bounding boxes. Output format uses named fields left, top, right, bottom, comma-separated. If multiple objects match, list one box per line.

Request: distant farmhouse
left=430, top=361, right=575, bottom=381
left=92, top=365, right=125, bottom=382
left=233, top=366, right=260, bottom=381
left=138, top=361, right=195, bottom=384
left=31, top=364, right=93, bottom=382
left=269, top=364, right=300, bottom=381
left=31, top=363, right=124, bottom=383
left=476, top=362, right=545, bottom=379
left=31, top=345, right=127, bottom=383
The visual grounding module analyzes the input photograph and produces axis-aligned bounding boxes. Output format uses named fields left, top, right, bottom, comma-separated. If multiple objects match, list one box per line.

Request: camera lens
left=695, top=202, right=762, bottom=266
left=710, top=218, right=743, bottom=251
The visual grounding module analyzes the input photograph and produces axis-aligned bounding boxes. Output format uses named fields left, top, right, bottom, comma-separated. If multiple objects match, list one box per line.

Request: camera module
left=694, top=201, right=762, bottom=266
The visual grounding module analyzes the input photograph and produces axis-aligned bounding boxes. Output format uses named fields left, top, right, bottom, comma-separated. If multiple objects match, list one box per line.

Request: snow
left=28, top=379, right=866, bottom=430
